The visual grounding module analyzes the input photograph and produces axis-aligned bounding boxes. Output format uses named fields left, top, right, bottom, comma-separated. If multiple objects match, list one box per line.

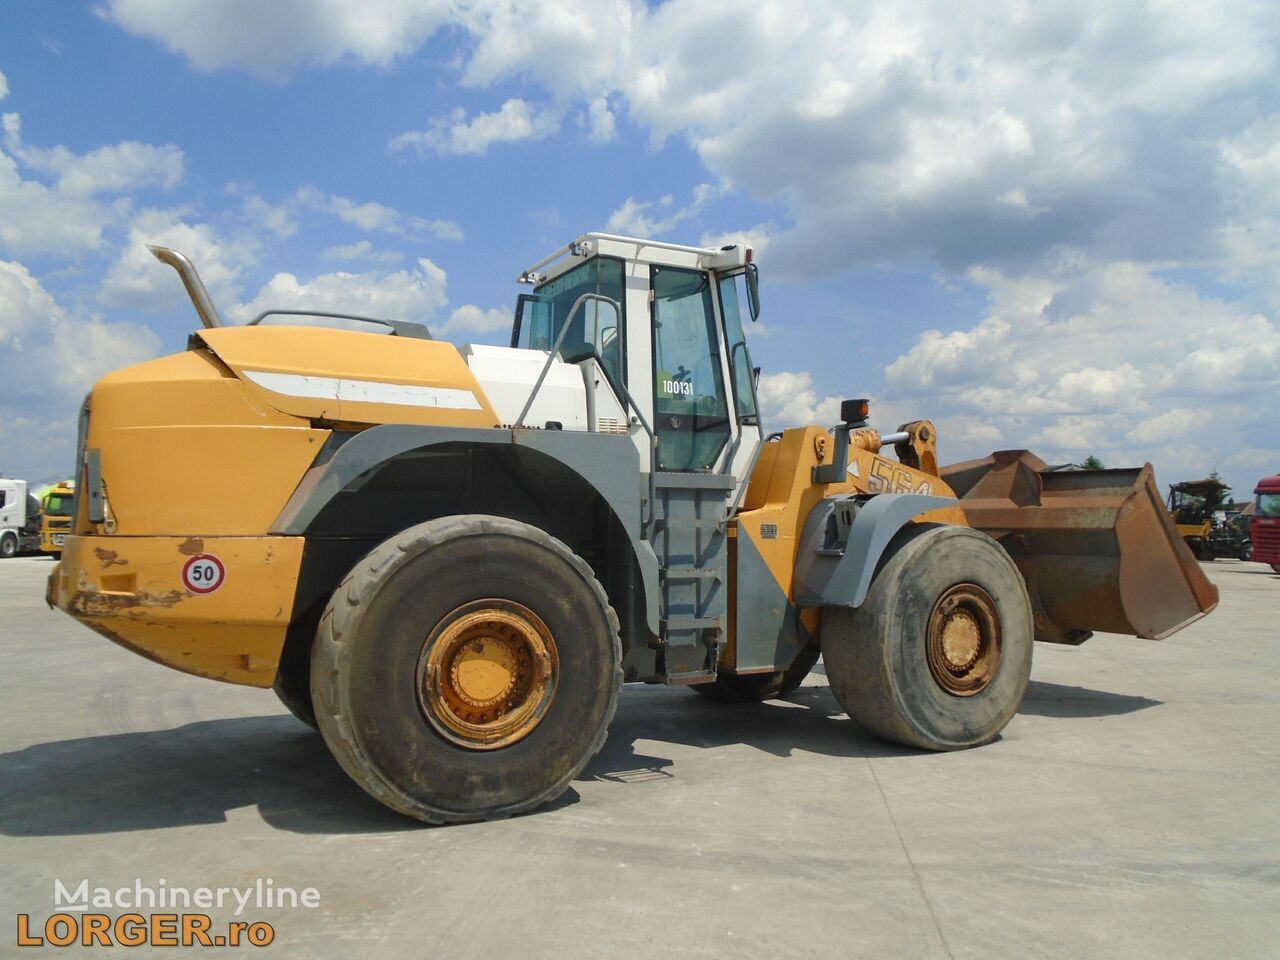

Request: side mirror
left=746, top=263, right=761, bottom=321
left=512, top=293, right=536, bottom=347
left=513, top=294, right=553, bottom=350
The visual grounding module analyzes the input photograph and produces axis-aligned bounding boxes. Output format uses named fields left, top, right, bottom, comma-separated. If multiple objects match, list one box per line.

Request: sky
left=0, top=0, right=1277, bottom=499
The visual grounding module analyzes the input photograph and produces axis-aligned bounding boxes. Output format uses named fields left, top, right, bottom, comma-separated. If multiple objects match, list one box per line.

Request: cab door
left=649, top=265, right=736, bottom=473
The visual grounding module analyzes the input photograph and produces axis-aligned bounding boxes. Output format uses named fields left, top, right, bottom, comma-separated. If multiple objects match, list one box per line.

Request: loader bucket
left=940, top=451, right=1219, bottom=644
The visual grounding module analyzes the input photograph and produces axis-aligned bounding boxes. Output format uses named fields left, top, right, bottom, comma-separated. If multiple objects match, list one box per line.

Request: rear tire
left=691, top=643, right=820, bottom=702
left=823, top=524, right=1033, bottom=751
left=311, top=515, right=622, bottom=823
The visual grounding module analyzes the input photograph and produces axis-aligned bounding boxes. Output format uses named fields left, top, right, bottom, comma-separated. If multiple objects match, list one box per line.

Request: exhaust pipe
left=148, top=245, right=224, bottom=329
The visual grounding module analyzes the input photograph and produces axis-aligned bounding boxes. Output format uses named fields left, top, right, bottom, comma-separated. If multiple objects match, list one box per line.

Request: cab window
left=44, top=495, right=72, bottom=516
left=515, top=257, right=626, bottom=388
left=718, top=272, right=759, bottom=422
left=652, top=266, right=731, bottom=471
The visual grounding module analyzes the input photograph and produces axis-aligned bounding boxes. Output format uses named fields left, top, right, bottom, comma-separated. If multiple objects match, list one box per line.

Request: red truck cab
left=1252, top=475, right=1280, bottom=572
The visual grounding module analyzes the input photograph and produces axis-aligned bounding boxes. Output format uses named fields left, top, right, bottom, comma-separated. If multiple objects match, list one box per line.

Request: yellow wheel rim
left=926, top=583, right=1002, bottom=697
left=416, top=599, right=559, bottom=750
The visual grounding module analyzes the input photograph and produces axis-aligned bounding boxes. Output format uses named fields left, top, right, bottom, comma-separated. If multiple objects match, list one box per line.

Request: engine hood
left=196, top=325, right=499, bottom=427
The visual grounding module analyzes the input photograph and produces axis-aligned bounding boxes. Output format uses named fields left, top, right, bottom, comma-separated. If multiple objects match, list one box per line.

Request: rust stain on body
left=178, top=538, right=205, bottom=556
left=93, top=548, right=127, bottom=568
left=69, top=589, right=186, bottom=617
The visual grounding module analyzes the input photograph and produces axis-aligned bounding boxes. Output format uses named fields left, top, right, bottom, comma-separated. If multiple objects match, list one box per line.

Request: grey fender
left=793, top=493, right=960, bottom=608
left=272, top=424, right=661, bottom=634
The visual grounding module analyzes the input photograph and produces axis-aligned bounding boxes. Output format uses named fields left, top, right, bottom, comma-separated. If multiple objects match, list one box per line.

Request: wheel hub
left=417, top=599, right=558, bottom=750
left=926, top=584, right=1002, bottom=697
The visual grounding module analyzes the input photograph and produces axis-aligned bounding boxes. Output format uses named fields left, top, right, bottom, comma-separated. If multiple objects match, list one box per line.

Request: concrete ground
left=1, top=556, right=1277, bottom=959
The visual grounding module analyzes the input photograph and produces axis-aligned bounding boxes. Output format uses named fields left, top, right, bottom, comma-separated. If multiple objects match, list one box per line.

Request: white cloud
left=756, top=371, right=843, bottom=429
left=582, top=96, right=616, bottom=143
left=882, top=260, right=1280, bottom=480
left=390, top=99, right=561, bottom=156
left=100, top=0, right=452, bottom=75
left=606, top=183, right=722, bottom=237
left=0, top=147, right=116, bottom=255
left=99, top=208, right=260, bottom=314
left=163, top=0, right=1270, bottom=291
left=320, top=240, right=405, bottom=265
left=1125, top=408, right=1210, bottom=446
left=4, top=114, right=183, bottom=195
left=0, top=259, right=161, bottom=477
left=0, top=70, right=8, bottom=101
left=230, top=264, right=506, bottom=343
left=700, top=224, right=774, bottom=260
left=0, top=112, right=185, bottom=256
left=295, top=186, right=462, bottom=240
left=230, top=258, right=449, bottom=328
left=437, top=304, right=510, bottom=339
left=95, top=3, right=1280, bottom=290
left=238, top=192, right=298, bottom=239
left=83, top=0, right=1280, bottom=494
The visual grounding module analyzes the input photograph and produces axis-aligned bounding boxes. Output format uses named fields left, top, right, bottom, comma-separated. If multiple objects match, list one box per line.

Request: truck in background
left=0, top=479, right=42, bottom=558
left=1251, top=475, right=1280, bottom=573
left=38, top=481, right=76, bottom=556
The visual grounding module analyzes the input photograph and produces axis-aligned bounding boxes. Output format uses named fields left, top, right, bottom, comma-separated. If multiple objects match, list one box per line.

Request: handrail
left=511, top=292, right=658, bottom=536
left=514, top=293, right=619, bottom=427
left=720, top=437, right=766, bottom=532
left=612, top=381, right=658, bottom=538
left=248, top=309, right=431, bottom=339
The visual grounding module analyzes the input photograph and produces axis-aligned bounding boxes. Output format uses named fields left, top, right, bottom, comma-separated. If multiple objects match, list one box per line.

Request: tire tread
left=312, top=515, right=622, bottom=824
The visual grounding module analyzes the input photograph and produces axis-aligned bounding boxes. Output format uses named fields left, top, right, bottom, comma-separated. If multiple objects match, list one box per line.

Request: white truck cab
left=0, top=479, right=41, bottom=558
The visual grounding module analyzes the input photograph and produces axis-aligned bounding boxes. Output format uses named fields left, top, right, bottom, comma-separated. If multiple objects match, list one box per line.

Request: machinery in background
left=0, top=479, right=42, bottom=558
left=39, top=481, right=75, bottom=556
left=1166, top=477, right=1251, bottom=560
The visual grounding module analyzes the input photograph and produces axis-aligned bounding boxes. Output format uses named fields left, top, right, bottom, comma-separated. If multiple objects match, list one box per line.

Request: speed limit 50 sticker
left=182, top=554, right=226, bottom=594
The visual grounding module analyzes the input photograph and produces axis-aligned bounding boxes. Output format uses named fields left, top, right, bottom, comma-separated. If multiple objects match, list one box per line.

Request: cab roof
left=518, top=232, right=752, bottom=285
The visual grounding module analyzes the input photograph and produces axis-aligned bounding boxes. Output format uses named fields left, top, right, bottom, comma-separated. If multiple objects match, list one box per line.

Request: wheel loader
left=47, top=233, right=1218, bottom=823
left=1166, top=477, right=1248, bottom=560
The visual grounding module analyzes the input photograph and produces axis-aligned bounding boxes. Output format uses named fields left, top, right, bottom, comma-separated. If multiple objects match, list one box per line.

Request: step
left=660, top=616, right=722, bottom=630
left=660, top=567, right=725, bottom=581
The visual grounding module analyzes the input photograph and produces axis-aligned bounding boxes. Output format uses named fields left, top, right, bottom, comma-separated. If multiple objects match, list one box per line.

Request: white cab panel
left=461, top=344, right=587, bottom=430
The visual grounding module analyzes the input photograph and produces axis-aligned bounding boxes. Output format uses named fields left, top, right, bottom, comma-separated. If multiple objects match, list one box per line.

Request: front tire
left=0, top=533, right=17, bottom=559
left=823, top=524, right=1033, bottom=751
left=311, top=515, right=622, bottom=823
